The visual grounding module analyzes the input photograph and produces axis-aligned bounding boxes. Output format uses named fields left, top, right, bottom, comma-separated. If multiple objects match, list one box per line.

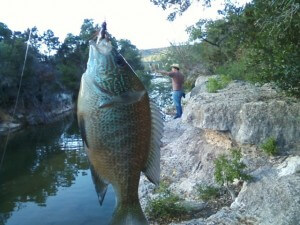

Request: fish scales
left=77, top=39, right=162, bottom=224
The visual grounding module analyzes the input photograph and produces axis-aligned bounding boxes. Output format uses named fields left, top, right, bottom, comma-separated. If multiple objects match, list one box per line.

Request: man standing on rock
left=158, top=64, right=185, bottom=119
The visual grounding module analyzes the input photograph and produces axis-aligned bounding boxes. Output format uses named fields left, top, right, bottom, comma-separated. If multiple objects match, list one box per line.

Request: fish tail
left=110, top=202, right=149, bottom=225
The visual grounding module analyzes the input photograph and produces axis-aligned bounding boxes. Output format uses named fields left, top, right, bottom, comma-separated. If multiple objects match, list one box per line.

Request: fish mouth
left=89, top=39, right=112, bottom=55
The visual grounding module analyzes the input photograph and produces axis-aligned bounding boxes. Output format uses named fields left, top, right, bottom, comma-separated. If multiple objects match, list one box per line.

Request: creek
left=0, top=75, right=173, bottom=225
left=0, top=114, right=115, bottom=225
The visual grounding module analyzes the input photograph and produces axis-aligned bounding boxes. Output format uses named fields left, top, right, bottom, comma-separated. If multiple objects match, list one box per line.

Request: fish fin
left=143, top=101, right=164, bottom=186
left=99, top=90, right=146, bottom=108
left=78, top=115, right=89, bottom=148
left=110, top=203, right=149, bottom=225
left=90, top=164, right=108, bottom=206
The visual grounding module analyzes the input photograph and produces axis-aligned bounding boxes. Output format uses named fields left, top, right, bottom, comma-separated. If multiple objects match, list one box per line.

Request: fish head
left=87, top=39, right=116, bottom=79
left=85, top=39, right=146, bottom=103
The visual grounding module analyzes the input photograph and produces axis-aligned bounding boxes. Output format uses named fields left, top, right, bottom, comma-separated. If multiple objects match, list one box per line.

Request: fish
left=77, top=38, right=163, bottom=225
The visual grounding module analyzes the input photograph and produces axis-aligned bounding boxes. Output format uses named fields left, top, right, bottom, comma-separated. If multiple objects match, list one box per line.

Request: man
left=158, top=64, right=185, bottom=119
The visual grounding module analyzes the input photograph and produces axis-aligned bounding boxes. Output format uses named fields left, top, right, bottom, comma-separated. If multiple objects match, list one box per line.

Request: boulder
left=140, top=76, right=300, bottom=225
left=173, top=156, right=300, bottom=225
left=182, top=78, right=300, bottom=151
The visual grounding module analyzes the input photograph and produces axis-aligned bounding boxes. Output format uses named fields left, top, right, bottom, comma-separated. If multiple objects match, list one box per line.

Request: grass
left=145, top=181, right=187, bottom=223
left=206, top=75, right=232, bottom=93
left=196, top=184, right=220, bottom=201
left=260, top=137, right=278, bottom=156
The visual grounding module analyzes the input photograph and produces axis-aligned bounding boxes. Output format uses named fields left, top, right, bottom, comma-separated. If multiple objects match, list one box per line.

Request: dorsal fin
left=142, top=101, right=164, bottom=186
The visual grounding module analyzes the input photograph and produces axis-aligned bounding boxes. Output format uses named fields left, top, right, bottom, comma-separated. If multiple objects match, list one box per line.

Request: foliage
left=184, top=79, right=195, bottom=92
left=214, top=148, right=252, bottom=186
left=207, top=77, right=222, bottom=93
left=146, top=193, right=186, bottom=221
left=206, top=75, right=231, bottom=93
left=0, top=19, right=147, bottom=113
left=146, top=181, right=187, bottom=222
left=150, top=0, right=212, bottom=20
left=117, top=39, right=151, bottom=89
left=183, top=0, right=300, bottom=97
left=42, top=29, right=60, bottom=57
left=244, top=0, right=300, bottom=96
left=196, top=184, right=220, bottom=201
left=260, top=137, right=278, bottom=156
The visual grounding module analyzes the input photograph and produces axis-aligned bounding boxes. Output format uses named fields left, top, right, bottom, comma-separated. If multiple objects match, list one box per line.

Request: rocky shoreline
left=0, top=93, right=74, bottom=136
left=139, top=76, right=300, bottom=225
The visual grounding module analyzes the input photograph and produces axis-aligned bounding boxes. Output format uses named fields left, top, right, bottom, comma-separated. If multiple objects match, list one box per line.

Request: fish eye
left=115, top=55, right=126, bottom=67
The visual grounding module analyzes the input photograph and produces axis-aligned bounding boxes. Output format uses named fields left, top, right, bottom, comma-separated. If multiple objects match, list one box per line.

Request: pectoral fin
left=99, top=90, right=146, bottom=108
left=90, top=164, right=108, bottom=206
left=78, top=115, right=89, bottom=148
left=142, top=101, right=164, bottom=185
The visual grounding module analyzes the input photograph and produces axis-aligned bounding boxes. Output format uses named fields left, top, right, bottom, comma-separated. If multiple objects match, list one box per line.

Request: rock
left=0, top=122, right=22, bottom=134
left=181, top=201, right=207, bottom=213
left=160, top=120, right=232, bottom=198
left=139, top=119, right=233, bottom=209
left=175, top=156, right=300, bottom=225
left=190, top=75, right=218, bottom=97
left=140, top=76, right=300, bottom=225
left=26, top=93, right=74, bottom=125
left=231, top=155, right=300, bottom=225
left=182, top=77, right=300, bottom=151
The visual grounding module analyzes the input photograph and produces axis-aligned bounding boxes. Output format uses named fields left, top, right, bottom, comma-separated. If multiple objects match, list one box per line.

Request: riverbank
left=0, top=93, right=74, bottom=136
left=140, top=75, right=300, bottom=225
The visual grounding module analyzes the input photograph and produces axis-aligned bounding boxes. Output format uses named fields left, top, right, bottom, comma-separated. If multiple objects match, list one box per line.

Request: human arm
left=156, top=70, right=175, bottom=77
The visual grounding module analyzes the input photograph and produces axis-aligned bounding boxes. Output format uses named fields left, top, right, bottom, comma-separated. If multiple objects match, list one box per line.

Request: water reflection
left=0, top=114, right=115, bottom=225
left=148, top=74, right=172, bottom=109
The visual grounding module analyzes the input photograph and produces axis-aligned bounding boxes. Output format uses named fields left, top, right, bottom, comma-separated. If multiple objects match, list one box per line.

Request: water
left=148, top=74, right=173, bottom=108
left=0, top=114, right=115, bottom=225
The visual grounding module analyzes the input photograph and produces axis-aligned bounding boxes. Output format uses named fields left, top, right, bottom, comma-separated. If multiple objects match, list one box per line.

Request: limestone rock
left=0, top=122, right=22, bottom=134
left=172, top=156, right=300, bottom=225
left=139, top=119, right=233, bottom=210
left=182, top=77, right=300, bottom=151
left=231, top=155, right=300, bottom=225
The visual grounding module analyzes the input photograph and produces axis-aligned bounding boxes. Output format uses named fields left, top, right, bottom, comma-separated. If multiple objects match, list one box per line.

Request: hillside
left=140, top=47, right=169, bottom=62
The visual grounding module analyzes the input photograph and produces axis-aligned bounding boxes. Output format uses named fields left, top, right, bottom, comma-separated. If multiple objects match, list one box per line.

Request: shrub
left=206, top=75, right=232, bottom=93
left=260, top=137, right=278, bottom=156
left=184, top=79, right=195, bottom=92
left=196, top=184, right=220, bottom=201
left=220, top=74, right=232, bottom=87
left=145, top=193, right=186, bottom=221
left=146, top=181, right=187, bottom=222
left=214, top=148, right=252, bottom=199
left=207, top=77, right=222, bottom=93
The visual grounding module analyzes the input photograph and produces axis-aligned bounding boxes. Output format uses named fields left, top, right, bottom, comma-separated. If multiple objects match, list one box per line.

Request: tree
left=150, top=0, right=212, bottom=20
left=0, top=22, right=12, bottom=41
left=42, top=29, right=60, bottom=58
left=118, top=39, right=144, bottom=71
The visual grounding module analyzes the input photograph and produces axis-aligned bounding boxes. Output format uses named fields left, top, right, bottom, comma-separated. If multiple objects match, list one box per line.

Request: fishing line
left=0, top=28, right=32, bottom=173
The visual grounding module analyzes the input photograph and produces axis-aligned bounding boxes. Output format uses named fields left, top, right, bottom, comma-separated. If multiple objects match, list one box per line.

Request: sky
left=0, top=0, right=250, bottom=49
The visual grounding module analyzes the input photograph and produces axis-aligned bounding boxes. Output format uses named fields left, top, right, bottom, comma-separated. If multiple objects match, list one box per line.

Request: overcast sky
left=0, top=0, right=250, bottom=49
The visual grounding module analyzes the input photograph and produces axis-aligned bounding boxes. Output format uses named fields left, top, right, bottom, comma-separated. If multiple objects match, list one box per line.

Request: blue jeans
left=172, top=90, right=183, bottom=117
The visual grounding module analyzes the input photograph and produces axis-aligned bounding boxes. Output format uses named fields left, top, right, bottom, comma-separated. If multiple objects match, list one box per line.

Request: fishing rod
left=0, top=28, right=32, bottom=173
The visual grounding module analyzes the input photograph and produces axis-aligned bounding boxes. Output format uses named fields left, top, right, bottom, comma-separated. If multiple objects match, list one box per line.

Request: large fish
left=77, top=34, right=163, bottom=225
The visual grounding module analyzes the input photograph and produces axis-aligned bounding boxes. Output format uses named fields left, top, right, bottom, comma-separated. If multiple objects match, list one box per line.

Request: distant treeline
left=0, top=19, right=147, bottom=114
left=152, top=0, right=300, bottom=97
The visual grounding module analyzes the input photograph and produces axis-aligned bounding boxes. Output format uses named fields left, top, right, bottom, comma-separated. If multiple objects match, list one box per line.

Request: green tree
left=42, top=29, right=60, bottom=58
left=150, top=0, right=212, bottom=20
left=118, top=39, right=151, bottom=88
left=0, top=22, right=12, bottom=41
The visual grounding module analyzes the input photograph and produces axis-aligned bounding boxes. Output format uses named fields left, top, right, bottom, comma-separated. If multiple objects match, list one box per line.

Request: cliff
left=0, top=92, right=74, bottom=135
left=140, top=76, right=300, bottom=225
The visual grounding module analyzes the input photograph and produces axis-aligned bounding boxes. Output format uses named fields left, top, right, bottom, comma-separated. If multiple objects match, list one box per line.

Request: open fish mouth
left=89, top=39, right=113, bottom=55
